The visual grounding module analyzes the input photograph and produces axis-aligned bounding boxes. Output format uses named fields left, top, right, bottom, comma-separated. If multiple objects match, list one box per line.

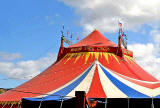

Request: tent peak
left=69, top=30, right=117, bottom=48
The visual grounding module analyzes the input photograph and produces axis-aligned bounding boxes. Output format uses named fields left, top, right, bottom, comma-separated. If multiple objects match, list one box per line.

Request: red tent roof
left=69, top=30, right=117, bottom=47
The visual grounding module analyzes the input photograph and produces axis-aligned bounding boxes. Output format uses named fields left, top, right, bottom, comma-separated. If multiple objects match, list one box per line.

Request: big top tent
left=0, top=30, right=160, bottom=108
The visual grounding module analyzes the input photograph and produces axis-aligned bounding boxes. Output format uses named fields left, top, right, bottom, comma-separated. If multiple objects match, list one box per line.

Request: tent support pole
left=38, top=97, right=44, bottom=108
left=105, top=98, right=107, bottom=108
left=127, top=98, right=129, bottom=108
left=60, top=97, right=64, bottom=108
left=152, top=97, right=154, bottom=108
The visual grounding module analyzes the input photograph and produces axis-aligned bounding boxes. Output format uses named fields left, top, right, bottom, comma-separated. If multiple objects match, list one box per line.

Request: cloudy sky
left=0, top=0, right=160, bottom=88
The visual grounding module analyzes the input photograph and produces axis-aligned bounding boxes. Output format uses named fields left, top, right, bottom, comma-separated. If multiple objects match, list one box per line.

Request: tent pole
left=127, top=98, right=129, bottom=108
left=105, top=98, right=107, bottom=108
left=151, top=97, right=154, bottom=108
left=38, top=97, right=44, bottom=108
left=60, top=97, right=64, bottom=108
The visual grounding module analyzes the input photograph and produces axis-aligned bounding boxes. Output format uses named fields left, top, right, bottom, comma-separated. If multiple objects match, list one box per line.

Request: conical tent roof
left=69, top=30, right=117, bottom=47
left=0, top=30, right=160, bottom=106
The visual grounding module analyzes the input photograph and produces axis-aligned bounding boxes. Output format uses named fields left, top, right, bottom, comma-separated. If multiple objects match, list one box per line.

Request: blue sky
left=0, top=0, right=81, bottom=59
left=0, top=0, right=160, bottom=88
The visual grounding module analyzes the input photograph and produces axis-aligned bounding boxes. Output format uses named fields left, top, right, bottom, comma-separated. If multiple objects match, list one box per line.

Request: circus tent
left=0, top=30, right=160, bottom=108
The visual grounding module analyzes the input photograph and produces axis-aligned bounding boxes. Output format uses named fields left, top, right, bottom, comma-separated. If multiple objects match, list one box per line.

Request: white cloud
left=128, top=42, right=160, bottom=80
left=128, top=28, right=160, bottom=80
left=0, top=52, right=23, bottom=61
left=150, top=29, right=160, bottom=50
left=59, top=0, right=160, bottom=33
left=128, top=43, right=155, bottom=59
left=0, top=53, right=57, bottom=79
